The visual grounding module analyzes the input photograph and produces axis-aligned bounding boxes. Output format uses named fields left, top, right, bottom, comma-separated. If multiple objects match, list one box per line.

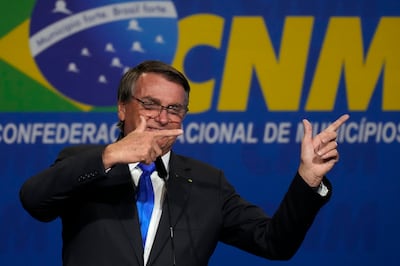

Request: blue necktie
left=136, top=162, right=156, bottom=247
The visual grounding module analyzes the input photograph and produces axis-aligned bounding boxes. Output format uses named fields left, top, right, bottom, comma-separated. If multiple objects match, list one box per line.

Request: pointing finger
left=153, top=128, right=184, bottom=138
left=326, top=114, right=350, bottom=132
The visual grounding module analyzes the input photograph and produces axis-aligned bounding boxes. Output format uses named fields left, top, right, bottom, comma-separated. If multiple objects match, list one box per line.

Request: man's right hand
left=102, top=116, right=183, bottom=168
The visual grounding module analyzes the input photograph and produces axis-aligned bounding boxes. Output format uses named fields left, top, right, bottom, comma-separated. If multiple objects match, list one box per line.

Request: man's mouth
left=146, top=127, right=163, bottom=131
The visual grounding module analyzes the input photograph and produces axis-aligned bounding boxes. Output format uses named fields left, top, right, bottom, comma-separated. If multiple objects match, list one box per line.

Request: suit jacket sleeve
left=219, top=171, right=331, bottom=260
left=19, top=145, right=117, bottom=222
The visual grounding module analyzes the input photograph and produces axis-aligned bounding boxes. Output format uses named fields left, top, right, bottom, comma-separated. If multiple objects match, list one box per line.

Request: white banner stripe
left=30, top=1, right=177, bottom=57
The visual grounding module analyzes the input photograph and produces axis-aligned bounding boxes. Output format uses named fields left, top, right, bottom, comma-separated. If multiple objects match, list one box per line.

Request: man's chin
left=159, top=141, right=176, bottom=154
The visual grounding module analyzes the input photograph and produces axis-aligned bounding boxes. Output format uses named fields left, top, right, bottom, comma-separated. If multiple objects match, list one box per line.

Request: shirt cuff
left=314, top=181, right=329, bottom=197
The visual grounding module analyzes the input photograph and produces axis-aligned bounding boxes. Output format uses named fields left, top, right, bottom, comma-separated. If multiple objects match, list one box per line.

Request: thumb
left=135, top=116, right=147, bottom=132
left=302, top=119, right=312, bottom=143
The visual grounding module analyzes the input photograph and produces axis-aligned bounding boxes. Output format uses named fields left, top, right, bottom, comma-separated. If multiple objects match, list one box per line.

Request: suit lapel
left=110, top=164, right=144, bottom=266
left=147, top=153, right=193, bottom=264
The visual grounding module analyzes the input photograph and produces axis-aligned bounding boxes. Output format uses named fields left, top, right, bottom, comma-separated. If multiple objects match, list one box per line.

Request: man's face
left=118, top=72, right=187, bottom=153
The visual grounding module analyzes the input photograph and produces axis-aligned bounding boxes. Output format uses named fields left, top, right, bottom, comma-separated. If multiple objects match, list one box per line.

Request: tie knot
left=138, top=162, right=156, bottom=175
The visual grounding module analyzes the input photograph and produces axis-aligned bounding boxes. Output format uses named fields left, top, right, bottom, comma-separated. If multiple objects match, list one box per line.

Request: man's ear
left=117, top=102, right=126, bottom=121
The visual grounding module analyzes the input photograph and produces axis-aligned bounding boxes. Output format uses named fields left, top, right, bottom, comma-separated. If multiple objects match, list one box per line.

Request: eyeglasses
left=132, top=96, right=188, bottom=121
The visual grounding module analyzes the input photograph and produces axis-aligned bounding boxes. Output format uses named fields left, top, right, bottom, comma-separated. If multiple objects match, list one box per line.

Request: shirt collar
left=128, top=151, right=171, bottom=185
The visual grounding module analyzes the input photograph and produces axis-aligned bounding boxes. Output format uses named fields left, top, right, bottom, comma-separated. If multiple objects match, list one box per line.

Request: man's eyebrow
left=141, top=96, right=184, bottom=106
left=140, top=96, right=159, bottom=102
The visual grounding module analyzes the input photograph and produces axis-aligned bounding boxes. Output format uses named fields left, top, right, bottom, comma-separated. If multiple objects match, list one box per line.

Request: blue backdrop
left=1, top=0, right=399, bottom=265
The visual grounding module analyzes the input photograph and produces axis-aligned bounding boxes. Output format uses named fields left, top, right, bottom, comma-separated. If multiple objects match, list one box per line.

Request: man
left=20, top=60, right=349, bottom=266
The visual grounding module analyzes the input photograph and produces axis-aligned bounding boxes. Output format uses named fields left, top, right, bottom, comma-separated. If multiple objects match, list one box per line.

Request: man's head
left=117, top=60, right=190, bottom=106
left=117, top=61, right=190, bottom=148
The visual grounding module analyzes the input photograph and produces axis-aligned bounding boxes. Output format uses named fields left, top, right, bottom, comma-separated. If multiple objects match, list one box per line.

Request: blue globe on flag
left=29, top=0, right=179, bottom=107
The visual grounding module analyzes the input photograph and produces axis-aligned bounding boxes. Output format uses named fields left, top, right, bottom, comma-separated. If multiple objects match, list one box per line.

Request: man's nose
left=155, top=108, right=169, bottom=124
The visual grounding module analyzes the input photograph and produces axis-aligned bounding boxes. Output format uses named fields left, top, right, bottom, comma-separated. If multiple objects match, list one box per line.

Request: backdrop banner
left=1, top=1, right=399, bottom=265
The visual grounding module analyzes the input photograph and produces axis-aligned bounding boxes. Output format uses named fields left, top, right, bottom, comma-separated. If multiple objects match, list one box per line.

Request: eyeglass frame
left=131, top=96, right=188, bottom=120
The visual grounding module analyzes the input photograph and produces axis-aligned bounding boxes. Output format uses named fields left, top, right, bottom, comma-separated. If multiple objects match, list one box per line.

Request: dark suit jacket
left=20, top=145, right=331, bottom=266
